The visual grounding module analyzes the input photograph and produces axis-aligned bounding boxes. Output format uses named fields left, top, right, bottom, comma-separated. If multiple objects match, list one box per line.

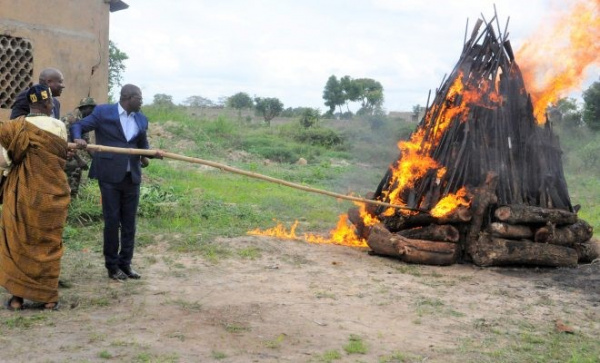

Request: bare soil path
left=1, top=236, right=599, bottom=362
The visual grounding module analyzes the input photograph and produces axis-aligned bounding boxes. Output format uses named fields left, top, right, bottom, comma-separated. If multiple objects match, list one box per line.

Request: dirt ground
left=1, top=235, right=599, bottom=362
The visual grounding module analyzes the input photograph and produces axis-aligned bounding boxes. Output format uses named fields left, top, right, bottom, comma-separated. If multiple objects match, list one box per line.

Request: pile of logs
left=352, top=13, right=598, bottom=267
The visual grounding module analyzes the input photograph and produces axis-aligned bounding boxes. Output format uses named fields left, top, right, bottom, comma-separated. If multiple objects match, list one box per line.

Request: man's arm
left=71, top=107, right=102, bottom=141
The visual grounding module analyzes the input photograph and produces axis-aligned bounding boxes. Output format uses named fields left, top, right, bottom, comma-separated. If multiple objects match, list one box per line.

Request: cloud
left=110, top=0, right=568, bottom=111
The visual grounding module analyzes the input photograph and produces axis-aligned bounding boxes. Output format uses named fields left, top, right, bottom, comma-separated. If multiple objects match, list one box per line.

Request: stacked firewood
left=351, top=14, right=598, bottom=267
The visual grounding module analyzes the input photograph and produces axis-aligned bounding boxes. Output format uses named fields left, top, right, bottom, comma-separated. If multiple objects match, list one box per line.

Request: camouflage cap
left=77, top=97, right=97, bottom=108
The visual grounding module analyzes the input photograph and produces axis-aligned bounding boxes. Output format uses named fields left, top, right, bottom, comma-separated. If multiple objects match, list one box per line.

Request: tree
left=108, top=40, right=129, bottom=98
left=322, top=75, right=345, bottom=115
left=152, top=93, right=174, bottom=108
left=340, top=75, right=361, bottom=112
left=227, top=92, right=254, bottom=110
left=354, top=78, right=384, bottom=113
left=583, top=80, right=600, bottom=131
left=548, top=98, right=582, bottom=129
left=323, top=75, right=384, bottom=117
left=183, top=95, right=214, bottom=108
left=299, top=108, right=320, bottom=128
left=412, top=104, right=424, bottom=122
left=254, top=97, right=284, bottom=126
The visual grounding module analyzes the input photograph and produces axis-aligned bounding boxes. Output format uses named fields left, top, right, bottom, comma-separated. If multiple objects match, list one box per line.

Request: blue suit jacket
left=70, top=103, right=150, bottom=184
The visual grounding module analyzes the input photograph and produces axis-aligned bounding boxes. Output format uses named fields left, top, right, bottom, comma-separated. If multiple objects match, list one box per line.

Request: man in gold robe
left=0, top=84, right=70, bottom=311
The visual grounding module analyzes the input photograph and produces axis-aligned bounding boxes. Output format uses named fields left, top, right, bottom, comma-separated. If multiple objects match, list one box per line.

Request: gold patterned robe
left=0, top=116, right=69, bottom=303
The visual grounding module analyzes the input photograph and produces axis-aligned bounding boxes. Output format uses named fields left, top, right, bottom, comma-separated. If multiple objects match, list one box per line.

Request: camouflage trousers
left=65, top=159, right=87, bottom=198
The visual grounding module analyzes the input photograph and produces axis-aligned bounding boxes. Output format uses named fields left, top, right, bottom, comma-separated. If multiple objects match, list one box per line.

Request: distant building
left=0, top=0, right=128, bottom=119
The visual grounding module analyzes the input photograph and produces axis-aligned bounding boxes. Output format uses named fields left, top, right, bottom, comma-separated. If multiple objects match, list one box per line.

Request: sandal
left=4, top=296, right=24, bottom=311
left=43, top=301, right=60, bottom=311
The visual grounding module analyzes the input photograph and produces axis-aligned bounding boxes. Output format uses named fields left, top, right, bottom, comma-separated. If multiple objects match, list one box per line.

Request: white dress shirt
left=118, top=103, right=140, bottom=171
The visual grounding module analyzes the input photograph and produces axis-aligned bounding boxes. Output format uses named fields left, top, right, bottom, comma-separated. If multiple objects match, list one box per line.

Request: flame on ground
left=247, top=220, right=299, bottom=239
left=247, top=216, right=369, bottom=248
left=517, top=0, right=600, bottom=123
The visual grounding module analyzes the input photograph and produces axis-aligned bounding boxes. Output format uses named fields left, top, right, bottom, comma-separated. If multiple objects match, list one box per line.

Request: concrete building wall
left=0, top=0, right=113, bottom=119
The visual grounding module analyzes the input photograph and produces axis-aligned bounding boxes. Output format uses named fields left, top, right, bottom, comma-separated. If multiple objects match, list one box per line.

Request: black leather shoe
left=108, top=269, right=128, bottom=281
left=120, top=266, right=141, bottom=279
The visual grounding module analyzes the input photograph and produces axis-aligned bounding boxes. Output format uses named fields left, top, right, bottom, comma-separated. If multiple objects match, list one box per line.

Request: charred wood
left=367, top=224, right=458, bottom=266
left=494, top=205, right=577, bottom=225
left=466, top=172, right=499, bottom=254
left=396, top=224, right=460, bottom=243
left=487, top=222, right=533, bottom=239
left=470, top=234, right=578, bottom=267
left=534, top=220, right=594, bottom=246
left=574, top=240, right=600, bottom=263
left=382, top=206, right=472, bottom=232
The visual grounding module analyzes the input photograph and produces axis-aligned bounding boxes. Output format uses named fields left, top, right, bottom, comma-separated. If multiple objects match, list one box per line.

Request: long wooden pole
left=68, top=143, right=426, bottom=213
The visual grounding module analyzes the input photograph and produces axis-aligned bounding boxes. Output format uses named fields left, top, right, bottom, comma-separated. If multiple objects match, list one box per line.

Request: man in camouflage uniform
left=61, top=97, right=96, bottom=198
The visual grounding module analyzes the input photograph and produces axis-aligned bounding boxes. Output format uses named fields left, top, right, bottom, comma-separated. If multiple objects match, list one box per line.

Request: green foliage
left=583, top=80, right=600, bottom=131
left=354, top=77, right=384, bottom=112
left=67, top=180, right=103, bottom=225
left=323, top=75, right=344, bottom=114
left=3, top=314, right=48, bottom=329
left=138, top=183, right=179, bottom=217
left=292, top=127, right=345, bottom=148
left=298, top=108, right=320, bottom=128
left=323, top=75, right=384, bottom=117
left=280, top=106, right=320, bottom=118
left=183, top=95, right=214, bottom=108
left=343, top=334, right=368, bottom=354
left=548, top=98, right=583, bottom=129
left=254, top=97, right=284, bottom=126
left=108, top=40, right=128, bottom=97
left=227, top=92, right=254, bottom=110
left=152, top=93, right=175, bottom=108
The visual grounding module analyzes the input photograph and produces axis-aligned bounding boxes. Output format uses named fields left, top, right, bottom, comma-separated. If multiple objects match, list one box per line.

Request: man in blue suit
left=71, top=84, right=162, bottom=280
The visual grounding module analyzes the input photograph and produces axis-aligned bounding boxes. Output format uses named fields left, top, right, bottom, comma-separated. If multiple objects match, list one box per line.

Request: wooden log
left=347, top=207, right=370, bottom=240
left=469, top=234, right=578, bottom=267
left=534, top=220, right=593, bottom=246
left=574, top=239, right=600, bottom=263
left=367, top=224, right=458, bottom=265
left=396, top=224, right=460, bottom=243
left=487, top=222, right=533, bottom=239
left=466, top=172, right=499, bottom=256
left=494, top=205, right=577, bottom=225
left=383, top=206, right=472, bottom=232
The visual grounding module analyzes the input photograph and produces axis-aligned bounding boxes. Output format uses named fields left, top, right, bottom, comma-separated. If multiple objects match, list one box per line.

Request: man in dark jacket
left=10, top=68, right=65, bottom=119
left=71, top=84, right=162, bottom=281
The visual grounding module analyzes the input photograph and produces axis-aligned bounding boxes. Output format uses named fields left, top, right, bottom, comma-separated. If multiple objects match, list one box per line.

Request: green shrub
left=67, top=180, right=103, bottom=225
left=292, top=127, right=345, bottom=148
left=138, top=183, right=179, bottom=217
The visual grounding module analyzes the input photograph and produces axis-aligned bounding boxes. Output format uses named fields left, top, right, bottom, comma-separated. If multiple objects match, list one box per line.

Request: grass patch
left=237, top=247, right=262, bottom=259
left=343, top=334, right=368, bottom=355
left=211, top=351, right=227, bottom=360
left=2, top=314, right=49, bottom=329
left=318, top=350, right=342, bottom=362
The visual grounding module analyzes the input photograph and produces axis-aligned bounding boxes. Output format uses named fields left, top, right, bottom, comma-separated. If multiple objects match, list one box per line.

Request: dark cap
left=27, top=84, right=52, bottom=104
left=78, top=97, right=97, bottom=108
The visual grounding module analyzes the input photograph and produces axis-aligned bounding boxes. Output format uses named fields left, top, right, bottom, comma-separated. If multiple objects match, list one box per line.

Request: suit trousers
left=98, top=173, right=140, bottom=271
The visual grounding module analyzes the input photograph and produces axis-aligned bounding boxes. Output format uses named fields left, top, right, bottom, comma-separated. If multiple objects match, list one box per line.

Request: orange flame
left=381, top=72, right=499, bottom=216
left=248, top=217, right=369, bottom=248
left=517, top=0, right=600, bottom=124
left=430, top=186, right=470, bottom=218
left=305, top=214, right=368, bottom=248
left=247, top=220, right=299, bottom=239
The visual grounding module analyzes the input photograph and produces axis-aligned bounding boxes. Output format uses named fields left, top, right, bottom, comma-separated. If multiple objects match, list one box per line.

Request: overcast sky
left=109, top=0, right=581, bottom=112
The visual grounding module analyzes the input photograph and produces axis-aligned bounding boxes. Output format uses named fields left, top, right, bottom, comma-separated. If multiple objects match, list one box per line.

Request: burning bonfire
left=347, top=12, right=598, bottom=267
left=251, top=6, right=600, bottom=267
